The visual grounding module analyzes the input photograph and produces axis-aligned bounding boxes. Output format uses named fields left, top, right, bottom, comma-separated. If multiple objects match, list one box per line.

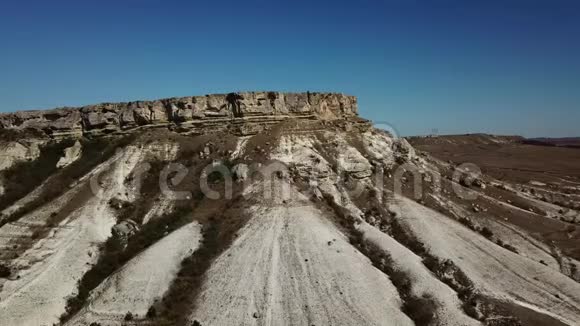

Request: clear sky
left=0, top=0, right=578, bottom=137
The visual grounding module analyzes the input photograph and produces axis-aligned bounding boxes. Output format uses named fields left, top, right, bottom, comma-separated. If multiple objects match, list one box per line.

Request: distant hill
left=524, top=137, right=580, bottom=148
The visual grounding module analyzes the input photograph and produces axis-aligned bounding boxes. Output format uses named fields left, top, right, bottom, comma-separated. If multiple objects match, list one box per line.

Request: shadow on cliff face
left=0, top=128, right=45, bottom=141
left=0, top=135, right=135, bottom=227
left=0, top=138, right=74, bottom=216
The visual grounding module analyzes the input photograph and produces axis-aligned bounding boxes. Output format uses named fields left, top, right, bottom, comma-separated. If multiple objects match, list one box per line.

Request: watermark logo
left=86, top=123, right=483, bottom=205
left=373, top=121, right=401, bottom=140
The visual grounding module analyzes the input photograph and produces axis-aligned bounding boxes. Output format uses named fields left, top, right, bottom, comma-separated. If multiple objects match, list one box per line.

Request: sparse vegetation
left=383, top=211, right=522, bottom=324
left=59, top=205, right=193, bottom=323
left=348, top=226, right=437, bottom=326
left=146, top=306, right=157, bottom=318
left=502, top=243, right=519, bottom=254
left=0, top=263, right=11, bottom=278
left=46, top=212, right=60, bottom=227
left=112, top=160, right=164, bottom=224
left=0, top=128, right=45, bottom=142
left=0, top=136, right=137, bottom=264
left=124, top=311, right=134, bottom=321
left=0, top=139, right=74, bottom=217
left=385, top=213, right=428, bottom=257
left=457, top=217, right=521, bottom=254
left=320, top=186, right=438, bottom=326
left=339, top=179, right=523, bottom=325
left=206, top=159, right=235, bottom=184
left=480, top=227, right=494, bottom=239
left=457, top=216, right=477, bottom=231
left=156, top=197, right=249, bottom=325
left=404, top=294, right=438, bottom=325
left=2, top=135, right=135, bottom=228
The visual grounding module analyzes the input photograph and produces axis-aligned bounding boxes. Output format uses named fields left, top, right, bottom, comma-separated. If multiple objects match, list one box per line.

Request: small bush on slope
left=480, top=227, right=494, bottom=239
left=0, top=263, right=11, bottom=278
left=457, top=218, right=520, bottom=256
left=404, top=295, right=438, bottom=326
left=124, top=311, right=134, bottom=321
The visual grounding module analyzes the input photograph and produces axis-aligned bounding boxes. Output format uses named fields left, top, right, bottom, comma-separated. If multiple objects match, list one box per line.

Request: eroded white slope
left=357, top=221, right=481, bottom=326
left=392, top=195, right=580, bottom=325
left=271, top=133, right=479, bottom=325
left=190, top=189, right=413, bottom=326
left=0, top=147, right=142, bottom=326
left=430, top=193, right=563, bottom=271
left=67, top=222, right=202, bottom=325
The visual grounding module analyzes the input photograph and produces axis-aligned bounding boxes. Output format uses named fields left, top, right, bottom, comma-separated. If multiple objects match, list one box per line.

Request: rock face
left=0, top=140, right=43, bottom=171
left=0, top=92, right=359, bottom=138
left=56, top=140, right=82, bottom=168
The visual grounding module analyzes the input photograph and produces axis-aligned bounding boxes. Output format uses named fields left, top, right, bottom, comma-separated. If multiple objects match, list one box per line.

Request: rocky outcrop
left=0, top=140, right=43, bottom=171
left=56, top=140, right=82, bottom=168
left=0, top=92, right=360, bottom=138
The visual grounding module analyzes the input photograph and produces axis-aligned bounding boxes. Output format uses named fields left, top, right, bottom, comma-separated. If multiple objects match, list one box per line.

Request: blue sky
left=0, top=0, right=578, bottom=137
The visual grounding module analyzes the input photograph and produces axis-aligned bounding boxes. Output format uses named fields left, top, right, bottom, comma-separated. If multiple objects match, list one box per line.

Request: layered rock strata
left=0, top=92, right=361, bottom=137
